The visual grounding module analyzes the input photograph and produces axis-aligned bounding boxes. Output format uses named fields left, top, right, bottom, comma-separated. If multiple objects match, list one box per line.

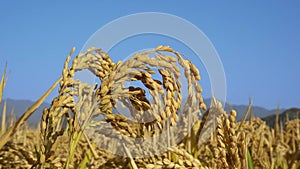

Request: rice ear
left=0, top=64, right=7, bottom=104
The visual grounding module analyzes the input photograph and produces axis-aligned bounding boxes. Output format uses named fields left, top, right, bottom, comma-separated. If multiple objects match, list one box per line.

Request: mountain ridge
left=262, top=108, right=300, bottom=128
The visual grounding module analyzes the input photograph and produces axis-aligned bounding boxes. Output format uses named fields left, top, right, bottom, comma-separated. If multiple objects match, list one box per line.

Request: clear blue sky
left=0, top=1, right=299, bottom=109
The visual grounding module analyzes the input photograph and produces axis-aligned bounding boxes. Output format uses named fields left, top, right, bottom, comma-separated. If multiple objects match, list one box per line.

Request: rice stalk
left=1, top=100, right=6, bottom=135
left=0, top=76, right=61, bottom=150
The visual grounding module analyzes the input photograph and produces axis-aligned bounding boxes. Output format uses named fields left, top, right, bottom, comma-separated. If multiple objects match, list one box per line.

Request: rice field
left=0, top=46, right=299, bottom=169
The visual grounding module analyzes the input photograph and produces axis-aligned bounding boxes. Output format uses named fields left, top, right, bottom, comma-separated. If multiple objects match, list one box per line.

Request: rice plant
left=0, top=46, right=299, bottom=169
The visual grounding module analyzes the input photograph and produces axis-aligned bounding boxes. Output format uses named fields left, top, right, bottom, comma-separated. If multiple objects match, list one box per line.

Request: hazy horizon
left=0, top=96, right=290, bottom=111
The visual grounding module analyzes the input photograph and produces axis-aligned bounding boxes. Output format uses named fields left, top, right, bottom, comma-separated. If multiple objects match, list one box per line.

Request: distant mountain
left=0, top=98, right=50, bottom=127
left=203, top=98, right=285, bottom=121
left=225, top=104, right=285, bottom=121
left=0, top=98, right=289, bottom=127
left=262, top=108, right=300, bottom=128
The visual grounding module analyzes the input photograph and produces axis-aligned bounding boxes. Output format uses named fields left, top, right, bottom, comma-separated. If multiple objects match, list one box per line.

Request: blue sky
left=0, top=1, right=299, bottom=109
